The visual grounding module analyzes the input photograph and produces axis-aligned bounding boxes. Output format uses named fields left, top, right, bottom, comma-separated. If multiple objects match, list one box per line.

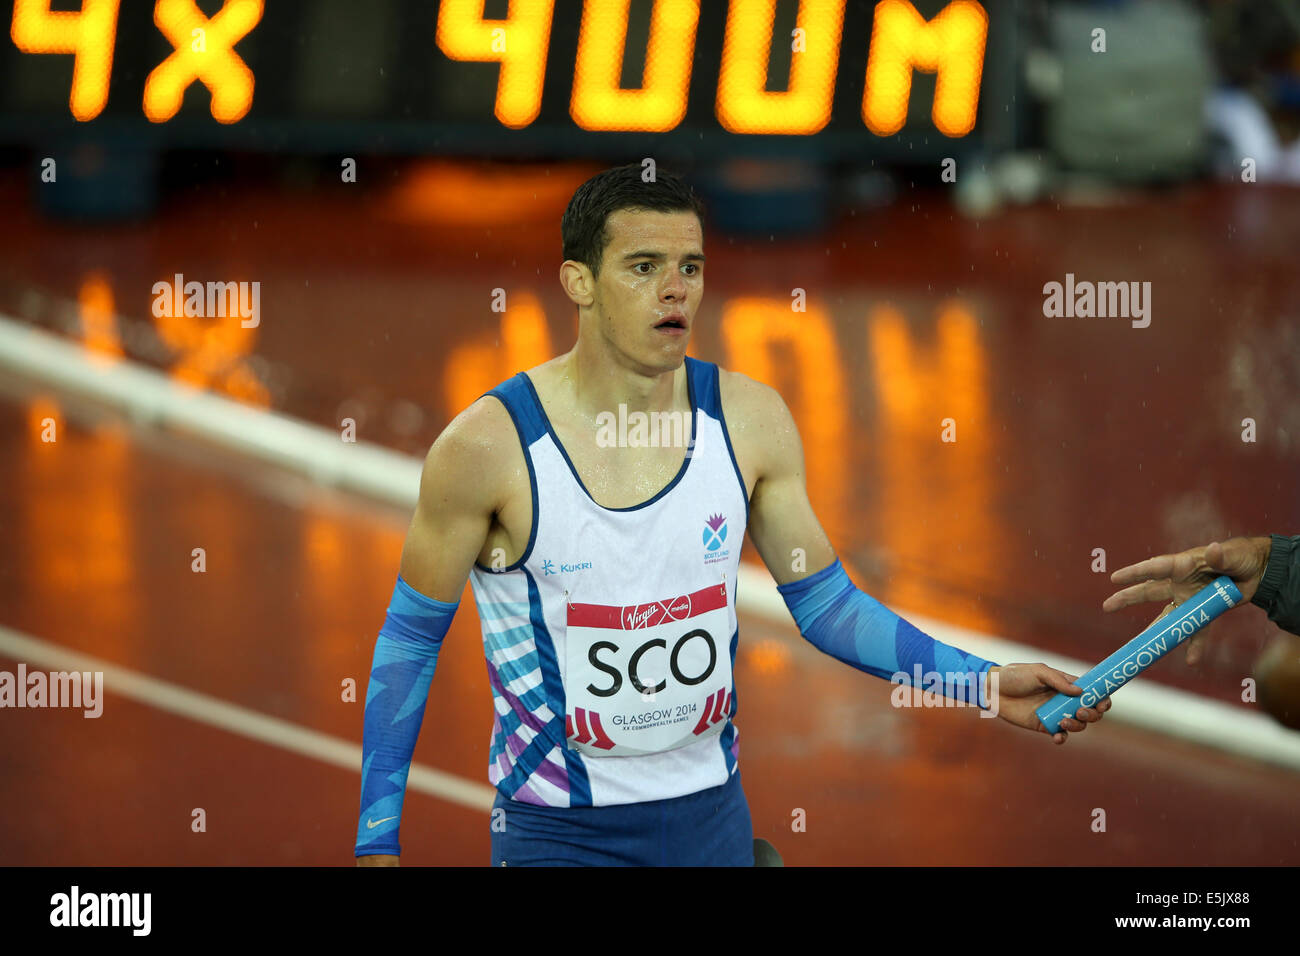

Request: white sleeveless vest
left=467, top=357, right=749, bottom=807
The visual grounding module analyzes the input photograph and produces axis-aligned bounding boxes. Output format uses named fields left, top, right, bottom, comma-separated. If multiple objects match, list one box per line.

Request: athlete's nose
left=660, top=268, right=687, bottom=301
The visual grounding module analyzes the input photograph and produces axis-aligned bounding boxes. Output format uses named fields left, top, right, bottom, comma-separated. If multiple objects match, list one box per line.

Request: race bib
left=564, top=582, right=733, bottom=757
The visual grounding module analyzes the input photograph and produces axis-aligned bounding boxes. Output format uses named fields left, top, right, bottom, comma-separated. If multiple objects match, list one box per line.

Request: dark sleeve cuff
left=977, top=661, right=998, bottom=711
left=775, top=557, right=844, bottom=597
left=1251, top=535, right=1296, bottom=613
left=356, top=846, right=400, bottom=857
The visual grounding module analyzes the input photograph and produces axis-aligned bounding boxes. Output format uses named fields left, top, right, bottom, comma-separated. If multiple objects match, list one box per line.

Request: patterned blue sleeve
left=355, top=575, right=459, bottom=857
left=776, top=558, right=999, bottom=708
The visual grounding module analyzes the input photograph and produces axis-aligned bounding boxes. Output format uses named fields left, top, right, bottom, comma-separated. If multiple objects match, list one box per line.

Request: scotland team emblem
left=703, top=513, right=728, bottom=551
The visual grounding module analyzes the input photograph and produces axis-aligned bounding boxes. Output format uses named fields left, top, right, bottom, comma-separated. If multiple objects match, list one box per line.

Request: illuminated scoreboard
left=2, top=0, right=1016, bottom=159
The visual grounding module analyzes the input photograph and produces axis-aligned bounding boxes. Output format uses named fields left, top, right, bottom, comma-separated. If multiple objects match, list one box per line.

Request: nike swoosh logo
left=366, top=816, right=398, bottom=829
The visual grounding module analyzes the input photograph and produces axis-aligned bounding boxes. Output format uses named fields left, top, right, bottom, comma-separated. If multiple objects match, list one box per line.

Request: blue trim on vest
left=494, top=373, right=549, bottom=444
left=472, top=375, right=540, bottom=574
left=689, top=356, right=718, bottom=416
left=495, top=568, right=555, bottom=798
left=498, top=715, right=567, bottom=802
left=703, top=359, right=751, bottom=526
left=519, top=360, right=700, bottom=513
left=719, top=624, right=739, bottom=775
left=526, top=564, right=591, bottom=807
left=720, top=721, right=738, bottom=777
left=490, top=566, right=588, bottom=806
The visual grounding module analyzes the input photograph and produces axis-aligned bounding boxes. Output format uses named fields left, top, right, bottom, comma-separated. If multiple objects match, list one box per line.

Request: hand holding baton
left=1036, top=576, right=1243, bottom=735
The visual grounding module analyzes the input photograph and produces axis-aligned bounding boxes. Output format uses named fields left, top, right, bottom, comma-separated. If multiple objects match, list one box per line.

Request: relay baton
left=1035, top=575, right=1243, bottom=734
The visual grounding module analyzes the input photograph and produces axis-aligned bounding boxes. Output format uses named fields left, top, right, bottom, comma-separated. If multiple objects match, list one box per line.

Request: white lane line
left=0, top=624, right=497, bottom=812
left=0, top=318, right=421, bottom=508
left=4, top=315, right=1300, bottom=773
left=738, top=565, right=1300, bottom=773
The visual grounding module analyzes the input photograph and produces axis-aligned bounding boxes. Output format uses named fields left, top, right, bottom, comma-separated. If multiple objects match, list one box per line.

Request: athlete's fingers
left=1036, top=665, right=1083, bottom=696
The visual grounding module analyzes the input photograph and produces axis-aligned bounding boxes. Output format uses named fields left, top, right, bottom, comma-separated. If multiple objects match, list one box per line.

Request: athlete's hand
left=1101, top=537, right=1272, bottom=664
left=985, top=664, right=1110, bottom=745
left=356, top=854, right=399, bottom=867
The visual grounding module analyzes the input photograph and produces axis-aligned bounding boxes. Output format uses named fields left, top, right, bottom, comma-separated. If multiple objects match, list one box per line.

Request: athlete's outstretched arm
left=732, top=372, right=1109, bottom=744
left=355, top=398, right=509, bottom=865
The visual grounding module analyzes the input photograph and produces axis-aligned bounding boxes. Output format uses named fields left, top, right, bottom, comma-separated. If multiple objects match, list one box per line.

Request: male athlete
left=355, top=164, right=1110, bottom=867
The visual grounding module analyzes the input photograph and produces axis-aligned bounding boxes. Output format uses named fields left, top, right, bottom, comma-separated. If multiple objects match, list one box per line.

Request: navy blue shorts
left=490, top=769, right=754, bottom=866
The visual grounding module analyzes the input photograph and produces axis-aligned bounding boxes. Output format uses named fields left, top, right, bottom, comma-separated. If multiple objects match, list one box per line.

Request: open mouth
left=655, top=317, right=687, bottom=330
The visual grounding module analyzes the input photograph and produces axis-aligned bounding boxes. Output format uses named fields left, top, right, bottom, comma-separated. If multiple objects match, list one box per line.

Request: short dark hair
left=561, top=163, right=705, bottom=278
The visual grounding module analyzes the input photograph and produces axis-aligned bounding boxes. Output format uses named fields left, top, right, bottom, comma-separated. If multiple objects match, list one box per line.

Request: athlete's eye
left=683, top=264, right=700, bottom=276
left=633, top=262, right=653, bottom=274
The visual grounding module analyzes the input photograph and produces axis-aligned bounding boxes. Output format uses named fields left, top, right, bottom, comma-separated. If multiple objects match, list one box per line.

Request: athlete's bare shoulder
left=426, top=391, right=524, bottom=517
left=716, top=367, right=802, bottom=486
left=716, top=366, right=779, bottom=417
left=400, top=389, right=531, bottom=597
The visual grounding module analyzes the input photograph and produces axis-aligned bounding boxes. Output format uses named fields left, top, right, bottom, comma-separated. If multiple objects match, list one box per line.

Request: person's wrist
left=1252, top=535, right=1290, bottom=611
left=981, top=666, right=1000, bottom=710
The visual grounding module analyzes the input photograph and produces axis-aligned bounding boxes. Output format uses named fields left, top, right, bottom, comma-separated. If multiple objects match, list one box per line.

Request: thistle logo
left=703, top=514, right=727, bottom=551
left=702, top=513, right=731, bottom=566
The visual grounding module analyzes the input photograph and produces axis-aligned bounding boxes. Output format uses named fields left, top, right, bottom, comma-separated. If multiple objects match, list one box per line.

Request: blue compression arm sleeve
left=777, top=558, right=999, bottom=708
left=355, top=575, right=458, bottom=857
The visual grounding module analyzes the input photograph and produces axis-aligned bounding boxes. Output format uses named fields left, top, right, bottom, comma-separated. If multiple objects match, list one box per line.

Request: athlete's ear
left=559, top=259, right=595, bottom=307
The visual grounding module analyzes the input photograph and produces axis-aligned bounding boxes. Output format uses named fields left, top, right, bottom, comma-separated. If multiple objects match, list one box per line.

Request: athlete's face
left=592, top=208, right=704, bottom=371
